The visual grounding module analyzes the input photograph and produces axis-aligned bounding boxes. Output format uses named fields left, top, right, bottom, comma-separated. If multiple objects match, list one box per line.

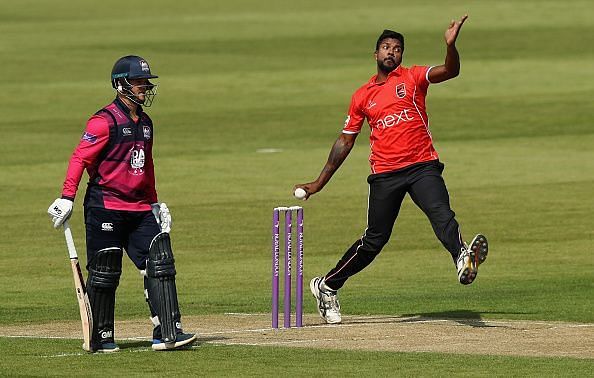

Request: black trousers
left=324, top=160, right=464, bottom=290
left=84, top=207, right=161, bottom=270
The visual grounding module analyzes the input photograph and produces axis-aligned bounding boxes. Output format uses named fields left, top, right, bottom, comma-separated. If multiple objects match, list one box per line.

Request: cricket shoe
left=152, top=333, right=197, bottom=351
left=93, top=342, right=120, bottom=353
left=456, top=234, right=488, bottom=285
left=310, top=277, right=342, bottom=324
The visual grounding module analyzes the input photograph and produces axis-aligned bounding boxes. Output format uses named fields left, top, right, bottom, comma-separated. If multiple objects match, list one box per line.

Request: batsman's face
left=375, top=38, right=403, bottom=73
left=129, top=78, right=155, bottom=104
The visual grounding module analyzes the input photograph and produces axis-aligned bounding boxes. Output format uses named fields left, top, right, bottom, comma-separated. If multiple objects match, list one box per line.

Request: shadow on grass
left=118, top=335, right=229, bottom=351
left=342, top=310, right=535, bottom=328
left=399, top=310, right=534, bottom=328
left=119, top=340, right=152, bottom=350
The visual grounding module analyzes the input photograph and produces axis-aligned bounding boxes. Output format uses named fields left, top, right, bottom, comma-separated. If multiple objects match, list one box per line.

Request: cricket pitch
left=1, top=314, right=592, bottom=358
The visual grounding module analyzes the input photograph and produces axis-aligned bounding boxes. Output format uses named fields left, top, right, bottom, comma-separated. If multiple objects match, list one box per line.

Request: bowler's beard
left=377, top=58, right=399, bottom=74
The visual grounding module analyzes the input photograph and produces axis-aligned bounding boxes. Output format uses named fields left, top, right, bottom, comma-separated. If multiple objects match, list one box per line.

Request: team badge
left=140, top=60, right=150, bottom=72
left=143, top=125, right=151, bottom=139
left=129, top=145, right=145, bottom=175
left=396, top=83, right=406, bottom=98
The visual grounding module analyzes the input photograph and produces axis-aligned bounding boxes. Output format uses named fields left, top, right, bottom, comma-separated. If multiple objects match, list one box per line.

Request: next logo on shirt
left=374, top=108, right=415, bottom=129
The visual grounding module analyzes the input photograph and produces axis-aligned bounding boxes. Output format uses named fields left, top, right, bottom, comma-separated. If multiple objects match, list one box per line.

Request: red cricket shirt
left=342, top=65, right=438, bottom=174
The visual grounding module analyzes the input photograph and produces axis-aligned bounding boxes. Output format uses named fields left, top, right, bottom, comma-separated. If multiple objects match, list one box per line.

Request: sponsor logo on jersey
left=101, top=223, right=114, bottom=232
left=375, top=109, right=414, bottom=129
left=143, top=125, right=151, bottom=139
left=123, top=127, right=132, bottom=136
left=81, top=132, right=97, bottom=144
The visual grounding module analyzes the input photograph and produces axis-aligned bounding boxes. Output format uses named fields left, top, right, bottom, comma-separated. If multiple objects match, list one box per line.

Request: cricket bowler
left=295, top=15, right=489, bottom=324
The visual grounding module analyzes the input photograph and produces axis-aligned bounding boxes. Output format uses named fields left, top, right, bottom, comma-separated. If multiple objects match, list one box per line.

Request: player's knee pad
left=88, top=247, right=123, bottom=289
left=87, top=247, right=123, bottom=345
left=145, top=232, right=182, bottom=343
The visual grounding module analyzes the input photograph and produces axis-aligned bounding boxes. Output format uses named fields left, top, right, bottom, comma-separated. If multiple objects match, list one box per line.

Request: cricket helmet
left=111, top=55, right=158, bottom=107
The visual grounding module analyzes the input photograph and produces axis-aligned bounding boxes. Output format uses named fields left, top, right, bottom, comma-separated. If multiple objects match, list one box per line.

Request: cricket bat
left=63, top=221, right=93, bottom=352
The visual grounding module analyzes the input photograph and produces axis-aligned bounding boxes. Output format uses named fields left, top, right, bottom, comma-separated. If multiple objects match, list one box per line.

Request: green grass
left=0, top=0, right=592, bottom=375
left=1, top=338, right=592, bottom=377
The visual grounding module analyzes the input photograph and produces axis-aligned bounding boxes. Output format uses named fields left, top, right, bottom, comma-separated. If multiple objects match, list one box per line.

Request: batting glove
left=47, top=198, right=74, bottom=228
left=151, top=202, right=172, bottom=233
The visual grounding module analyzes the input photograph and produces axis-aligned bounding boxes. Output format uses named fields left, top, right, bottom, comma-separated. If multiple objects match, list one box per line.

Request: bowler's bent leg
left=324, top=175, right=406, bottom=290
left=408, top=162, right=465, bottom=263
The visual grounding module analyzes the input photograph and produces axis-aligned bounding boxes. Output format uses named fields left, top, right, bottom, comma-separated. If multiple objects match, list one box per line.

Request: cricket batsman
left=47, top=55, right=197, bottom=352
left=295, top=15, right=489, bottom=324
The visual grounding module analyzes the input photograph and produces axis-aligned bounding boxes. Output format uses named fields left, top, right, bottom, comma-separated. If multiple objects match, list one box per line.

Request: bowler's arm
left=428, top=14, right=468, bottom=83
left=294, top=132, right=358, bottom=199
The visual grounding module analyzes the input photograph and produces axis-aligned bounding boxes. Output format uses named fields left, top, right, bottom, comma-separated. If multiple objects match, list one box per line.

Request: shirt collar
left=113, top=96, right=143, bottom=118
left=366, top=65, right=403, bottom=88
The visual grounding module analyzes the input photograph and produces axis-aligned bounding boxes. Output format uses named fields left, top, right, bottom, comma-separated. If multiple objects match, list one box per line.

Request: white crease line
left=2, top=335, right=72, bottom=340
left=1, top=334, right=150, bottom=341
left=209, top=338, right=340, bottom=347
left=41, top=352, right=86, bottom=358
left=41, top=345, right=198, bottom=358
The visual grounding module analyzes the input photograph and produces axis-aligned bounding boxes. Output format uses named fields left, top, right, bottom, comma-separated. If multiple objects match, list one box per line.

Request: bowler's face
left=375, top=38, right=403, bottom=73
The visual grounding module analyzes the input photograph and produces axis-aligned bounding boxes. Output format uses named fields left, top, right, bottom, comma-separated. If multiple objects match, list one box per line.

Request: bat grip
left=63, top=221, right=79, bottom=260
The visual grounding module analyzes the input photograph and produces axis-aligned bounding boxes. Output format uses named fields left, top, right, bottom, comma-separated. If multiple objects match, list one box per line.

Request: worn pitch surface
left=2, top=314, right=592, bottom=359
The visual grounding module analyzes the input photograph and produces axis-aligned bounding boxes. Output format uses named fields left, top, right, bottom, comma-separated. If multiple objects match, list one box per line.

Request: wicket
left=272, top=206, right=303, bottom=328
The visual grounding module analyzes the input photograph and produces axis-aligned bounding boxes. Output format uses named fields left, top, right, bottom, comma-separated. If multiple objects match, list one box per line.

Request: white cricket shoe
left=310, top=277, right=342, bottom=324
left=457, top=234, right=488, bottom=285
left=152, top=333, right=197, bottom=351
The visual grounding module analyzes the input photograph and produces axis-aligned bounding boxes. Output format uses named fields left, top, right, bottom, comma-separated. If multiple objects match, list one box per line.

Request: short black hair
left=375, top=29, right=405, bottom=51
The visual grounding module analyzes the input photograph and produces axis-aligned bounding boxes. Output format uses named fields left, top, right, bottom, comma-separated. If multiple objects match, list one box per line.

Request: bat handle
left=63, top=221, right=78, bottom=260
